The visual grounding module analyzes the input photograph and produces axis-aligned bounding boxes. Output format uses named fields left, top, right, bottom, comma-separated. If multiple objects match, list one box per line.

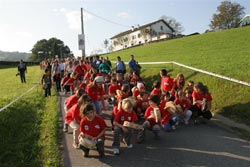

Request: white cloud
left=65, top=11, right=81, bottom=31
left=60, top=8, right=66, bottom=13
left=16, top=31, right=33, bottom=38
left=64, top=10, right=93, bottom=31
left=117, top=12, right=131, bottom=19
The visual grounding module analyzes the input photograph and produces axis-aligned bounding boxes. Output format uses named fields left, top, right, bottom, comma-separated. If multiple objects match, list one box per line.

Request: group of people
left=40, top=54, right=213, bottom=157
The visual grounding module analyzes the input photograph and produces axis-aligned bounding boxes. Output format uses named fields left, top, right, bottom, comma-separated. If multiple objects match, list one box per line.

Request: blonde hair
left=121, top=98, right=133, bottom=111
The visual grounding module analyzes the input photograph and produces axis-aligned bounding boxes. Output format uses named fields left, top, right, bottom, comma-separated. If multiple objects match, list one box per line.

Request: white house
left=110, top=19, right=175, bottom=52
left=239, top=14, right=250, bottom=27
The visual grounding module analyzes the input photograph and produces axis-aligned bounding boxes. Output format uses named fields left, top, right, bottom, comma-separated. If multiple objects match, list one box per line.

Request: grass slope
left=105, top=27, right=250, bottom=126
left=0, top=66, right=61, bottom=167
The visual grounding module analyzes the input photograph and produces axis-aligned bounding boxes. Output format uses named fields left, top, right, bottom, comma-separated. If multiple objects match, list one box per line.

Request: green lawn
left=0, top=66, right=61, bottom=167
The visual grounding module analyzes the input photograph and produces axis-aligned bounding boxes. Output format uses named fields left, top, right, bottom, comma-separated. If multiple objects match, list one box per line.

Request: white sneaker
left=171, top=125, right=176, bottom=130
left=184, top=120, right=189, bottom=125
left=127, top=144, right=133, bottom=148
left=113, top=148, right=120, bottom=155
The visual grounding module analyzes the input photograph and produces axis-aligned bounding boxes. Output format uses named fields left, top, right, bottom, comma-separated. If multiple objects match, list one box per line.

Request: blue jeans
left=92, top=101, right=101, bottom=115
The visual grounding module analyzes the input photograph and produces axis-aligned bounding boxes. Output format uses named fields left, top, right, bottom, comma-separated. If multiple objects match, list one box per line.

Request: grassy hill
left=0, top=50, right=31, bottom=61
left=104, top=27, right=250, bottom=126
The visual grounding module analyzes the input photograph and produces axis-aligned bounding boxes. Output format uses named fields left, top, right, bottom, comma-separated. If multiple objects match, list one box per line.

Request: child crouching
left=79, top=104, right=107, bottom=158
left=112, top=98, right=138, bottom=155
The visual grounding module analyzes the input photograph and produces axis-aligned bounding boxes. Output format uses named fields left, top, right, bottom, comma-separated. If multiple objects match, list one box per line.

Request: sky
left=0, top=0, right=249, bottom=56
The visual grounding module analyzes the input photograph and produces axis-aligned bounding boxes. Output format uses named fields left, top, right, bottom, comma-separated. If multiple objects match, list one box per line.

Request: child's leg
left=96, top=138, right=105, bottom=157
left=112, top=127, right=122, bottom=154
left=152, top=124, right=161, bottom=139
left=123, top=129, right=133, bottom=147
left=184, top=110, right=192, bottom=124
left=69, top=121, right=80, bottom=147
left=79, top=145, right=90, bottom=157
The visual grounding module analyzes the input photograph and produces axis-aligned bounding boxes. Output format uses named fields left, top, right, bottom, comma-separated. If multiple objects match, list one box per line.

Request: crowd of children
left=40, top=54, right=213, bottom=157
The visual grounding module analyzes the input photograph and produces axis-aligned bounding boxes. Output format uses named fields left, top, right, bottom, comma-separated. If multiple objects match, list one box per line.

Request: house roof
left=110, top=19, right=175, bottom=39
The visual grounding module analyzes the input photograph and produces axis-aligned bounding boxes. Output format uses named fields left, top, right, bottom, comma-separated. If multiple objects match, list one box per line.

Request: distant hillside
left=0, top=51, right=31, bottom=62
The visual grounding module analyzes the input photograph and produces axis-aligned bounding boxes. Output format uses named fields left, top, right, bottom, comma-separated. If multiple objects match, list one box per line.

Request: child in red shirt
left=79, top=104, right=107, bottom=157
left=112, top=98, right=138, bottom=155
left=61, top=73, right=71, bottom=94
left=86, top=76, right=106, bottom=115
left=190, top=82, right=213, bottom=122
left=139, top=95, right=164, bottom=141
left=64, top=94, right=92, bottom=148
left=108, top=78, right=121, bottom=98
left=174, top=90, right=192, bottom=125
left=63, top=89, right=85, bottom=132
left=132, top=82, right=145, bottom=98
left=136, top=91, right=150, bottom=119
left=150, top=80, right=161, bottom=96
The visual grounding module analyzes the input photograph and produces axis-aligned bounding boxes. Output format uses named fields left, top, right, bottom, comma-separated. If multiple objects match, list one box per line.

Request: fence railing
left=120, top=61, right=250, bottom=87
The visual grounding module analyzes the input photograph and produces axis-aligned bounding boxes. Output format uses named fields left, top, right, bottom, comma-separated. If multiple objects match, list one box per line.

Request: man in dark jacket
left=17, top=59, right=27, bottom=83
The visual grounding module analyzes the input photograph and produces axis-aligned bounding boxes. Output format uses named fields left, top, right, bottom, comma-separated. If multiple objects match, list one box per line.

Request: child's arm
left=114, top=121, right=128, bottom=132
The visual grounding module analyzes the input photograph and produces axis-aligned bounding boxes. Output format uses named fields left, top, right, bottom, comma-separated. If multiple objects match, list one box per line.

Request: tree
left=210, top=1, right=245, bottom=30
left=30, top=38, right=71, bottom=61
left=160, top=15, right=184, bottom=34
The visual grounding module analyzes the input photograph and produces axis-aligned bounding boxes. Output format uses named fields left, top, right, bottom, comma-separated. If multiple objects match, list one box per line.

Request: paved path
left=59, top=94, right=250, bottom=167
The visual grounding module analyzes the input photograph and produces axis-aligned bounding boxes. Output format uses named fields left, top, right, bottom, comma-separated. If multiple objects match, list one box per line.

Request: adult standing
left=115, top=56, right=126, bottom=74
left=17, top=59, right=27, bottom=83
left=128, top=54, right=139, bottom=75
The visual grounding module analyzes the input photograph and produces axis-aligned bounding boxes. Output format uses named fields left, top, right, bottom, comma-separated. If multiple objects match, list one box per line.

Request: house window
left=123, top=37, right=128, bottom=42
left=138, top=33, right=141, bottom=38
left=160, top=26, right=163, bottom=30
left=132, top=35, right=136, bottom=40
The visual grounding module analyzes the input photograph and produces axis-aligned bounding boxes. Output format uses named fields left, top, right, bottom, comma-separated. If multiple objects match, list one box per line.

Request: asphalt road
left=59, top=94, right=250, bottom=167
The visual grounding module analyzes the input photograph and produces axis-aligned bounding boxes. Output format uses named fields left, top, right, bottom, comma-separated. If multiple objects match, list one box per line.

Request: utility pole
left=81, top=8, right=85, bottom=58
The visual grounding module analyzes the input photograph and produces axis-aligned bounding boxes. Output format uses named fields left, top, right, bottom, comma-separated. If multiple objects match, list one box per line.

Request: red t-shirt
left=65, top=95, right=78, bottom=109
left=192, top=90, right=212, bottom=108
left=161, top=76, right=173, bottom=92
left=65, top=104, right=81, bottom=124
left=108, top=84, right=121, bottom=95
left=112, top=106, right=119, bottom=117
left=74, top=65, right=85, bottom=76
left=116, top=93, right=129, bottom=103
left=80, top=115, right=107, bottom=137
left=84, top=72, right=91, bottom=80
left=161, top=110, right=172, bottom=125
left=61, top=76, right=69, bottom=85
left=159, top=101, right=166, bottom=110
left=86, top=85, right=105, bottom=101
left=114, top=109, right=138, bottom=125
left=137, top=98, right=149, bottom=111
left=66, top=78, right=76, bottom=91
left=150, top=88, right=161, bottom=96
left=174, top=98, right=191, bottom=112
left=144, top=106, right=164, bottom=125
left=133, top=88, right=140, bottom=97
left=79, top=82, right=87, bottom=90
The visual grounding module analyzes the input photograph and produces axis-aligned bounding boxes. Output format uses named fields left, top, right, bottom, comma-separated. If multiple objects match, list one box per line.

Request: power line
left=83, top=8, right=130, bottom=28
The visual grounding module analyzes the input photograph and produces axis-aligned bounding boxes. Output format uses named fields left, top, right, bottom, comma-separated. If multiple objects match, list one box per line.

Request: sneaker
left=63, top=124, right=68, bottom=132
left=99, top=152, right=105, bottom=158
left=113, top=148, right=120, bottom=155
left=127, top=144, right=133, bottom=148
left=83, top=152, right=89, bottom=158
left=73, top=143, right=80, bottom=149
left=171, top=125, right=176, bottom=130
